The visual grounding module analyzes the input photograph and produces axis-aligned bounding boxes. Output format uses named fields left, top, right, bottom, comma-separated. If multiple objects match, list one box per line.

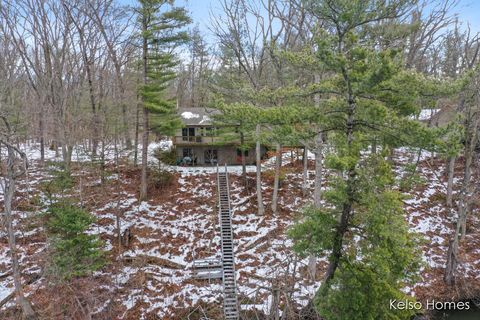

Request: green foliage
left=435, top=118, right=464, bottom=158
left=213, top=1, right=449, bottom=318
left=148, top=167, right=175, bottom=189
left=288, top=206, right=337, bottom=256
left=263, top=167, right=288, bottom=185
left=153, top=147, right=177, bottom=165
left=137, top=0, right=191, bottom=135
left=285, top=4, right=435, bottom=314
left=399, top=163, right=426, bottom=191
left=316, top=264, right=418, bottom=320
left=40, top=162, right=74, bottom=200
left=290, top=155, right=422, bottom=320
left=45, top=202, right=105, bottom=279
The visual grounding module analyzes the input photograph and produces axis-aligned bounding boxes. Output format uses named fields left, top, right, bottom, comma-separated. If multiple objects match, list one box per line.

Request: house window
left=182, top=127, right=196, bottom=141
left=183, top=148, right=193, bottom=158
left=237, top=149, right=248, bottom=157
left=204, top=149, right=218, bottom=164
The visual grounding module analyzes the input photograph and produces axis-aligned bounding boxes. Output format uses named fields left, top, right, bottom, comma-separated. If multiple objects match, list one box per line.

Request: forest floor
left=0, top=143, right=479, bottom=319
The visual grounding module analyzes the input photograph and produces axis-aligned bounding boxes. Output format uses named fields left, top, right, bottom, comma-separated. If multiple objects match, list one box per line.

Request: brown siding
left=176, top=145, right=260, bottom=165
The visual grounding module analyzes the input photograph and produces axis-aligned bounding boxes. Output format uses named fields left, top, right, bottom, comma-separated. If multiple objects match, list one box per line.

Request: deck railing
left=173, top=136, right=219, bottom=144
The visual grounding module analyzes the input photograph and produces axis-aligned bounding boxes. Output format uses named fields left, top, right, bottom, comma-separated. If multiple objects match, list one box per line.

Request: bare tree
left=405, top=0, right=458, bottom=72
left=0, top=123, right=36, bottom=319
left=0, top=20, right=37, bottom=318
left=445, top=70, right=480, bottom=285
left=85, top=0, right=135, bottom=150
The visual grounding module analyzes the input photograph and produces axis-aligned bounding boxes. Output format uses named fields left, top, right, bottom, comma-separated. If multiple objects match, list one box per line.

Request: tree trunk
left=323, top=65, right=356, bottom=287
left=255, top=124, right=264, bottom=215
left=122, top=101, right=132, bottom=150
left=140, top=107, right=149, bottom=201
left=271, top=143, right=281, bottom=214
left=84, top=57, right=99, bottom=157
left=313, top=133, right=323, bottom=209
left=269, top=286, right=280, bottom=320
left=313, top=71, right=323, bottom=208
left=308, top=255, right=316, bottom=280
left=323, top=188, right=353, bottom=285
left=38, top=111, right=45, bottom=163
left=302, top=147, right=308, bottom=196
left=61, top=144, right=73, bottom=173
left=139, top=15, right=149, bottom=201
left=240, top=131, right=247, bottom=187
left=446, top=156, right=455, bottom=207
left=458, top=103, right=478, bottom=240
left=4, top=145, right=36, bottom=319
left=444, top=91, right=478, bottom=283
left=134, top=99, right=141, bottom=166
left=444, top=237, right=458, bottom=285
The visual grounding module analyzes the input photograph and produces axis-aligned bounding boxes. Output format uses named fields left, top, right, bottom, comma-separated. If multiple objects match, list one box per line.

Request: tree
left=1, top=0, right=83, bottom=171
left=45, top=202, right=105, bottom=279
left=288, top=1, right=439, bottom=318
left=136, top=0, right=190, bottom=200
left=86, top=0, right=136, bottom=150
left=0, top=27, right=37, bottom=319
left=0, top=119, right=37, bottom=319
left=444, top=68, right=480, bottom=285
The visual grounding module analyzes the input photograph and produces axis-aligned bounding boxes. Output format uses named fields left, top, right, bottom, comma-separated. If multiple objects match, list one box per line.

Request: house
left=419, top=99, right=460, bottom=127
left=173, top=107, right=265, bottom=165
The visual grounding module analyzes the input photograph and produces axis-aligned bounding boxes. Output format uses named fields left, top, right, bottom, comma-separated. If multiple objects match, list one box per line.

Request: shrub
left=399, top=164, right=426, bottom=191
left=40, top=163, right=74, bottom=199
left=45, top=202, right=105, bottom=279
left=263, top=168, right=287, bottom=185
left=153, top=147, right=177, bottom=165
left=148, top=168, right=175, bottom=189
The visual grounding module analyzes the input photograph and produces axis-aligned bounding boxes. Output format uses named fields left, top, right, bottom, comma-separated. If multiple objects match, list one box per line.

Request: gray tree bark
left=139, top=13, right=149, bottom=201
left=1, top=136, right=36, bottom=319
left=255, top=124, right=264, bottom=215
left=446, top=156, right=455, bottom=207
left=313, top=133, right=323, bottom=209
left=271, top=142, right=282, bottom=214
left=302, top=147, right=308, bottom=196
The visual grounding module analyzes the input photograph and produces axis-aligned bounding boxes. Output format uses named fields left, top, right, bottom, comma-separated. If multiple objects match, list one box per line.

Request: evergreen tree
left=45, top=202, right=105, bottom=279
left=137, top=0, right=190, bottom=200
left=288, top=1, right=442, bottom=318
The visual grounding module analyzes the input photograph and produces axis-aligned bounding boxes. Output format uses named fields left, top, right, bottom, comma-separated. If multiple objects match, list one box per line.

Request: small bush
left=263, top=168, right=287, bottom=185
left=40, top=163, right=74, bottom=199
left=148, top=168, right=175, bottom=189
left=154, top=148, right=176, bottom=165
left=399, top=164, right=426, bottom=191
left=45, top=201, right=105, bottom=279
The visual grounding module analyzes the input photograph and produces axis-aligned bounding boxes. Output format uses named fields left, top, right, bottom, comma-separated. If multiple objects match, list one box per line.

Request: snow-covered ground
left=1, top=143, right=479, bottom=319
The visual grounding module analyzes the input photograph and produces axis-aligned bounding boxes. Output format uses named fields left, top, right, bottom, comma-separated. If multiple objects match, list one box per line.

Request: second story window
left=182, top=127, right=196, bottom=141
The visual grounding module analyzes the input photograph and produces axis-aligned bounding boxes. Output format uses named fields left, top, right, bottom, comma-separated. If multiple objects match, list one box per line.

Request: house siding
left=175, top=145, right=262, bottom=165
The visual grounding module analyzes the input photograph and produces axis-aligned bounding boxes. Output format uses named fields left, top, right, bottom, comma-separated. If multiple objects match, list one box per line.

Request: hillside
left=1, top=143, right=479, bottom=319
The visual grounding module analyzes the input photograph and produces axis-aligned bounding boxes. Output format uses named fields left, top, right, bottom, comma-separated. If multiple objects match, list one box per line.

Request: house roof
left=428, top=104, right=457, bottom=127
left=177, top=107, right=220, bottom=126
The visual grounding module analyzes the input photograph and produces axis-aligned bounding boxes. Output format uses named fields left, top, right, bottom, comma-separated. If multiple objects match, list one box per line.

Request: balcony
left=173, top=136, right=220, bottom=145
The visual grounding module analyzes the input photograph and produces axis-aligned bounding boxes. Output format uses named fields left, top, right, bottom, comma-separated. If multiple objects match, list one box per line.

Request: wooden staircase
left=217, top=165, right=239, bottom=320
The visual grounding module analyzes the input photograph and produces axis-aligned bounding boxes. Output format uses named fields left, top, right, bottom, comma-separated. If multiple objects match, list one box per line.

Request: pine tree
left=45, top=202, right=105, bottom=279
left=137, top=0, right=190, bottom=200
left=287, top=1, right=442, bottom=318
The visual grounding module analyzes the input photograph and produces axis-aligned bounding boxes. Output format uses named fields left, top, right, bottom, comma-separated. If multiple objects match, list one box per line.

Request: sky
left=121, top=0, right=480, bottom=42
left=181, top=0, right=480, bottom=36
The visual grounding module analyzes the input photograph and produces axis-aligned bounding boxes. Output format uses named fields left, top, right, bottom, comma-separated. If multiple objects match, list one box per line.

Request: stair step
left=218, top=169, right=239, bottom=320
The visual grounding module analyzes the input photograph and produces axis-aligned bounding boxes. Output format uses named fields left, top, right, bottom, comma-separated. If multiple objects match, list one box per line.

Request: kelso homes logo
left=389, top=299, right=470, bottom=311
